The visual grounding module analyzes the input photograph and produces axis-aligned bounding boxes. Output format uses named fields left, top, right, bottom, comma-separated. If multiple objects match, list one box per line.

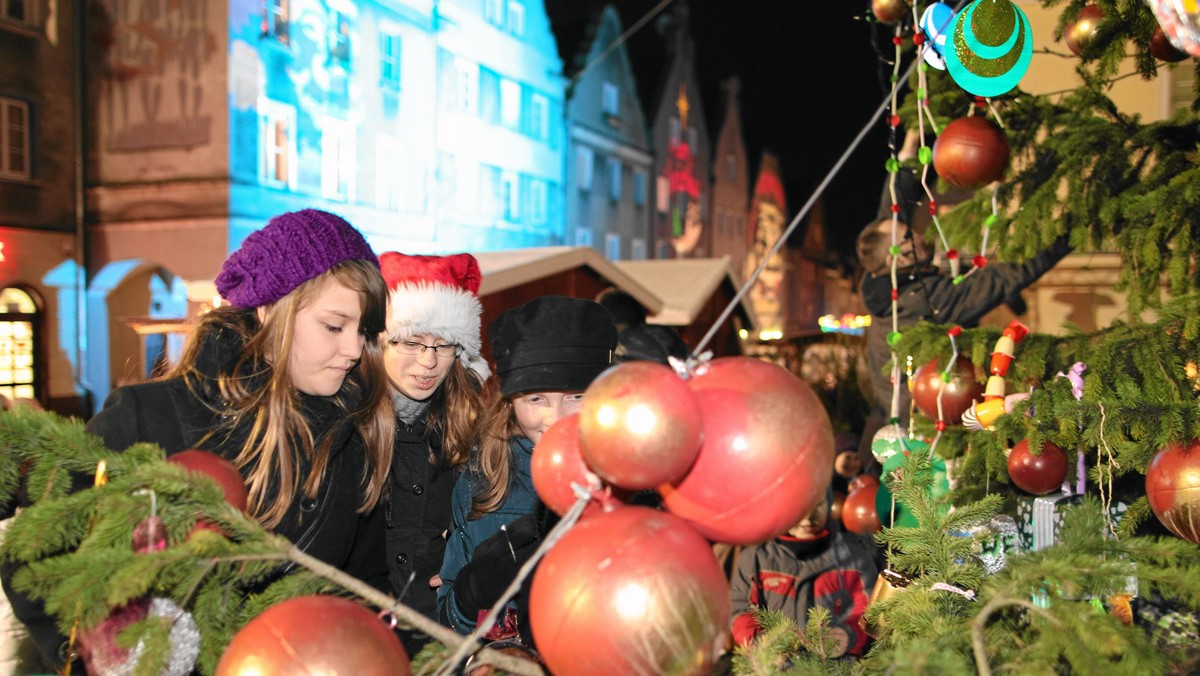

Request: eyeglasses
left=391, top=339, right=461, bottom=358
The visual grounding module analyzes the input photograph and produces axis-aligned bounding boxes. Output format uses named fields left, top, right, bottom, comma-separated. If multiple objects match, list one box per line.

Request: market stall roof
left=472, top=246, right=664, bottom=314
left=614, top=256, right=759, bottom=333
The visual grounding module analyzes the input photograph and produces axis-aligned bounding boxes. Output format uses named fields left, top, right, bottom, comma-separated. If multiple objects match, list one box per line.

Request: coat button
left=411, top=484, right=424, bottom=495
left=300, top=497, right=318, bottom=512
left=395, top=553, right=408, bottom=565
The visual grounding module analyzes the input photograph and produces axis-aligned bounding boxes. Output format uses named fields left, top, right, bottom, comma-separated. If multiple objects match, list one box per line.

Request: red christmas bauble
left=660, top=357, right=834, bottom=544
left=848, top=474, right=880, bottom=493
left=215, top=595, right=410, bottom=675
left=842, top=484, right=882, bottom=535
left=532, top=414, right=602, bottom=517
left=1145, top=440, right=1200, bottom=544
left=530, top=507, right=729, bottom=675
left=1007, top=439, right=1068, bottom=495
left=1150, top=28, right=1190, bottom=63
left=829, top=490, right=847, bottom=526
left=871, top=0, right=911, bottom=25
left=932, top=117, right=1010, bottom=189
left=1065, top=4, right=1105, bottom=57
left=578, top=361, right=703, bottom=490
left=911, top=356, right=985, bottom=426
left=168, top=450, right=248, bottom=512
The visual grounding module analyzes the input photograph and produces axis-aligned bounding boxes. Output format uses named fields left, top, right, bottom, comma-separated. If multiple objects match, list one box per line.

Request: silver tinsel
left=91, top=598, right=199, bottom=676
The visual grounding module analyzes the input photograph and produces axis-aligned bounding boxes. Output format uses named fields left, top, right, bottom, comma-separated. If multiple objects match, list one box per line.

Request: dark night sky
left=544, top=0, right=898, bottom=262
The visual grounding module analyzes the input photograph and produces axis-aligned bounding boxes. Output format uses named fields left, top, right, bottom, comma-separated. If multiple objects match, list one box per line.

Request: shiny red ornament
left=530, top=507, right=729, bottom=675
left=871, top=0, right=911, bottom=25
left=1150, top=28, right=1190, bottom=62
left=848, top=474, right=880, bottom=493
left=842, top=484, right=882, bottom=535
left=1064, top=4, right=1105, bottom=57
left=660, top=357, right=834, bottom=544
left=911, top=356, right=984, bottom=426
left=578, top=361, right=703, bottom=490
left=215, top=595, right=411, bottom=676
left=532, top=414, right=603, bottom=517
left=168, top=450, right=248, bottom=511
left=1007, top=439, right=1068, bottom=495
left=829, top=491, right=846, bottom=526
left=932, top=117, right=1010, bottom=189
left=1145, top=440, right=1200, bottom=544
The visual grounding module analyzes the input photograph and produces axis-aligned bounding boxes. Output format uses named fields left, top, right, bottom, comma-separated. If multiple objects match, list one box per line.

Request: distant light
left=757, top=329, right=783, bottom=341
left=818, top=313, right=871, bottom=335
left=738, top=328, right=749, bottom=340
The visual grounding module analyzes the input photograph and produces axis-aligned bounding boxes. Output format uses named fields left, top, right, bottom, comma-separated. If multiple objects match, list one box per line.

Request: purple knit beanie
left=215, top=209, right=379, bottom=308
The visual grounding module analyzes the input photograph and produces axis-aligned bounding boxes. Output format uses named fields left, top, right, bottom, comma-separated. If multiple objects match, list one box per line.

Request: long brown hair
left=468, top=390, right=523, bottom=518
left=424, top=360, right=485, bottom=468
left=172, top=259, right=395, bottom=528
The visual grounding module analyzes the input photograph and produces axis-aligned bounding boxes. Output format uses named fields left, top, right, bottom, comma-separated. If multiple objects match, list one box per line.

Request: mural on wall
left=663, top=85, right=704, bottom=256
left=98, top=0, right=216, bottom=150
left=745, top=152, right=787, bottom=335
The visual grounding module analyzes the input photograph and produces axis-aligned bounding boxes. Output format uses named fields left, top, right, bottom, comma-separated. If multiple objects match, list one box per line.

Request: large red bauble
left=1007, top=439, right=1068, bottom=495
left=530, top=507, right=729, bottom=675
left=578, top=361, right=703, bottom=490
left=215, top=595, right=410, bottom=675
left=911, top=356, right=984, bottom=426
left=660, top=357, right=834, bottom=544
left=1145, top=440, right=1200, bottom=544
left=532, top=414, right=601, bottom=517
left=871, top=0, right=911, bottom=25
left=932, top=117, right=1010, bottom=189
left=1150, top=28, right=1190, bottom=63
left=168, top=450, right=248, bottom=512
left=842, top=484, right=882, bottom=535
left=1064, top=4, right=1104, bottom=57
left=848, top=474, right=880, bottom=493
left=829, top=491, right=846, bottom=526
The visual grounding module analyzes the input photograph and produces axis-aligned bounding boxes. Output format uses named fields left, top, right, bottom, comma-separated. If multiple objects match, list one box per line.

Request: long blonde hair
left=172, top=259, right=395, bottom=528
left=467, top=388, right=525, bottom=518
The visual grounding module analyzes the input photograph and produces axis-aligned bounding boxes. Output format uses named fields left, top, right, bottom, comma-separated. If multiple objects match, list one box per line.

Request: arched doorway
left=0, top=286, right=43, bottom=405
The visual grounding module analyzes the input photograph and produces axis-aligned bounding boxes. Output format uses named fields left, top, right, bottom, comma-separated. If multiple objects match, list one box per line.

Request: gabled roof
left=472, top=246, right=663, bottom=314
left=614, top=256, right=758, bottom=332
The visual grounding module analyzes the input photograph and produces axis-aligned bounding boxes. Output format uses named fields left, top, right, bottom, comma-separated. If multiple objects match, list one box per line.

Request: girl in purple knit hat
left=2, top=209, right=397, bottom=672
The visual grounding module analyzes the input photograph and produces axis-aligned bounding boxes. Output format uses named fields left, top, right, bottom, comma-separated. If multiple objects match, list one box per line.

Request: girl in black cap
left=436, top=296, right=617, bottom=636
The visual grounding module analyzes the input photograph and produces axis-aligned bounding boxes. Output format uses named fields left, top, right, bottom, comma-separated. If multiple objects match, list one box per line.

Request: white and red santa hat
left=379, top=252, right=490, bottom=380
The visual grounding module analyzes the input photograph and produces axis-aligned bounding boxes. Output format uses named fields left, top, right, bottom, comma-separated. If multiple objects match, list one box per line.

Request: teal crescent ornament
left=945, top=0, right=1034, bottom=97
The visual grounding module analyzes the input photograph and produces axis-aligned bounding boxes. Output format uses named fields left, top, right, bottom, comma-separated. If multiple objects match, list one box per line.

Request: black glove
left=454, top=514, right=541, bottom=618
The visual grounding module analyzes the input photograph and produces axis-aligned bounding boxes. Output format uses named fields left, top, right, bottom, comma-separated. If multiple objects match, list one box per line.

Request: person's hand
left=454, top=514, right=540, bottom=617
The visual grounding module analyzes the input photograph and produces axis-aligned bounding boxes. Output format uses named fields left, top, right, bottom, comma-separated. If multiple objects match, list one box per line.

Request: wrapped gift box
left=1016, top=493, right=1130, bottom=552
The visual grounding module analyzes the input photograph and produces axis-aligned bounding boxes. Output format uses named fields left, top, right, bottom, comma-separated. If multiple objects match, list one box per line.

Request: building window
left=507, top=0, right=525, bottom=37
left=529, top=179, right=547, bottom=223
left=529, top=93, right=549, bottom=141
left=605, top=233, right=621, bottom=260
left=375, top=134, right=403, bottom=210
left=0, top=287, right=37, bottom=403
left=0, top=97, right=30, bottom=181
left=633, top=169, right=647, bottom=206
left=602, top=82, right=619, bottom=117
left=631, top=238, right=647, bottom=260
left=264, top=0, right=289, bottom=44
left=575, top=227, right=594, bottom=248
left=485, top=0, right=504, bottom=27
left=321, top=117, right=355, bottom=201
left=501, top=171, right=520, bottom=221
left=607, top=158, right=621, bottom=201
left=2, top=0, right=35, bottom=25
left=380, top=31, right=401, bottom=89
left=259, top=99, right=295, bottom=189
left=576, top=146, right=594, bottom=190
left=455, top=58, right=479, bottom=116
left=500, top=78, right=521, bottom=129
left=329, top=10, right=351, bottom=64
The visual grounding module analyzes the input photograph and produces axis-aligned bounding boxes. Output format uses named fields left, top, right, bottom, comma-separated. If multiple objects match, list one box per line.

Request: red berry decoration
left=168, top=450, right=248, bottom=511
left=530, top=507, right=729, bottom=675
left=911, top=356, right=985, bottom=426
left=532, top=414, right=602, bottom=517
left=932, top=116, right=1010, bottom=189
left=1007, top=439, right=1069, bottom=495
left=842, top=484, right=882, bottom=535
left=871, top=0, right=911, bottom=25
left=216, top=595, right=411, bottom=676
left=1064, top=4, right=1105, bottom=57
left=1150, top=28, right=1190, bottom=63
left=578, top=361, right=702, bottom=490
left=1145, top=440, right=1200, bottom=544
left=660, top=357, right=834, bottom=544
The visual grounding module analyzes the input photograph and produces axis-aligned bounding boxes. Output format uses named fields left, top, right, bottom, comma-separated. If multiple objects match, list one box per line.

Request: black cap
left=489, top=296, right=617, bottom=396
